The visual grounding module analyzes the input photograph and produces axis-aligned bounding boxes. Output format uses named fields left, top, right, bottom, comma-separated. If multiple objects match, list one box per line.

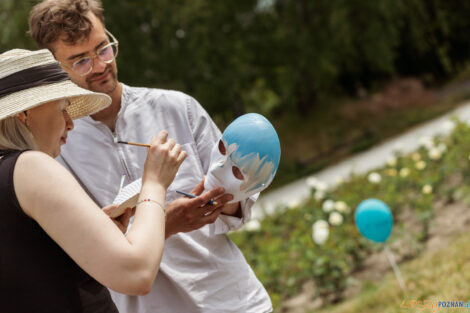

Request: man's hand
left=165, top=179, right=232, bottom=238
left=220, top=201, right=242, bottom=218
left=102, top=204, right=134, bottom=234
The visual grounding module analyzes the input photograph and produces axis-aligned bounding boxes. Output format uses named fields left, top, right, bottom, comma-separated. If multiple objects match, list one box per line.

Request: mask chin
left=204, top=135, right=275, bottom=204
left=205, top=162, right=247, bottom=204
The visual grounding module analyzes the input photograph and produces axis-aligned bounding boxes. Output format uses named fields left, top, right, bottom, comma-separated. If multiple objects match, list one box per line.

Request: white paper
left=110, top=178, right=142, bottom=218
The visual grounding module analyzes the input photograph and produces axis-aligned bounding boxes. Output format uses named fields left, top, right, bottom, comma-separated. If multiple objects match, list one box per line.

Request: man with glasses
left=29, top=1, right=272, bottom=313
left=59, top=29, right=119, bottom=78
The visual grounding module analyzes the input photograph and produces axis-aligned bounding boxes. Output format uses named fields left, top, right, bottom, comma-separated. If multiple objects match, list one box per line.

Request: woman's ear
left=16, top=111, right=28, bottom=125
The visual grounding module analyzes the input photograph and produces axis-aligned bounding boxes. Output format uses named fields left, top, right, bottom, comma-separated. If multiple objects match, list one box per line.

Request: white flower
left=244, top=219, right=261, bottom=231
left=322, top=199, right=335, bottom=212
left=314, top=190, right=326, bottom=201
left=329, top=212, right=343, bottom=226
left=306, top=176, right=329, bottom=192
left=335, top=201, right=348, bottom=213
left=399, top=167, right=410, bottom=178
left=415, top=160, right=426, bottom=170
left=335, top=175, right=344, bottom=185
left=313, top=219, right=329, bottom=230
left=411, top=152, right=421, bottom=161
left=437, top=143, right=447, bottom=153
left=419, top=136, right=434, bottom=149
left=387, top=157, right=397, bottom=167
left=315, top=181, right=328, bottom=192
left=287, top=199, right=301, bottom=209
left=442, top=120, right=455, bottom=132
left=306, top=176, right=320, bottom=188
left=312, top=220, right=329, bottom=245
left=422, top=184, right=433, bottom=195
left=313, top=228, right=329, bottom=245
left=428, top=148, right=442, bottom=160
left=368, top=172, right=382, bottom=184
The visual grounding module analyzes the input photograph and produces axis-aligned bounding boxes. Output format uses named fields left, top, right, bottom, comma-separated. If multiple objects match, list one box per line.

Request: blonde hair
left=0, top=116, right=37, bottom=150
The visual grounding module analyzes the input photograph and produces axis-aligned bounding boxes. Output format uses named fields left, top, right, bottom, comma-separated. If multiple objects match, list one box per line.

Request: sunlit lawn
left=315, top=229, right=470, bottom=313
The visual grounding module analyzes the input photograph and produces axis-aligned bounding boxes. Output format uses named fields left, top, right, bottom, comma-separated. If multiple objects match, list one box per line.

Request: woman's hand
left=142, top=130, right=187, bottom=189
left=102, top=204, right=134, bottom=233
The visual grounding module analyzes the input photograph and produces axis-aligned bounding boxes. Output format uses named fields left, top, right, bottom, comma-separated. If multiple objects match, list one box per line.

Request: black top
left=0, top=150, right=118, bottom=313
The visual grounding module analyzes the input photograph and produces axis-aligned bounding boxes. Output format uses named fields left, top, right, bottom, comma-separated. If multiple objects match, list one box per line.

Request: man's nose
left=91, top=57, right=107, bottom=73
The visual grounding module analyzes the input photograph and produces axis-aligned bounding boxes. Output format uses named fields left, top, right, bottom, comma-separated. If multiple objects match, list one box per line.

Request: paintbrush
left=117, top=140, right=151, bottom=148
left=176, top=190, right=216, bottom=206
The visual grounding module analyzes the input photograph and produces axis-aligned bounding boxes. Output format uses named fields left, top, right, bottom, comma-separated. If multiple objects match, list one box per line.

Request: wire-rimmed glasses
left=60, top=29, right=119, bottom=77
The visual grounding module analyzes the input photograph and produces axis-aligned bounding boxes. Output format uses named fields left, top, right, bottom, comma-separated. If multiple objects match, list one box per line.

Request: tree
left=0, top=0, right=35, bottom=51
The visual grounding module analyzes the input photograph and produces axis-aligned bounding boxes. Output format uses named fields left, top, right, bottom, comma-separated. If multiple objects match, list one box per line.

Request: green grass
left=315, top=229, right=470, bottom=313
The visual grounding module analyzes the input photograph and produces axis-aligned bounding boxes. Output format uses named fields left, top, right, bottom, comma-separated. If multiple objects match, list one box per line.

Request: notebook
left=110, top=178, right=142, bottom=218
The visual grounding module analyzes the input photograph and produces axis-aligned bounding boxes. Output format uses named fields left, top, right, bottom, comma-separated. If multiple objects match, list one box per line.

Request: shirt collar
left=80, top=83, right=130, bottom=126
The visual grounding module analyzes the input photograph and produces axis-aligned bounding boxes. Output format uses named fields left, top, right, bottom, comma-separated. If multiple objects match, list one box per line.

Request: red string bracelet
left=136, top=198, right=166, bottom=216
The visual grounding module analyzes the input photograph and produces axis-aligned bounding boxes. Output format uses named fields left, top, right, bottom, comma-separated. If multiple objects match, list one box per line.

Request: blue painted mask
left=204, top=113, right=281, bottom=203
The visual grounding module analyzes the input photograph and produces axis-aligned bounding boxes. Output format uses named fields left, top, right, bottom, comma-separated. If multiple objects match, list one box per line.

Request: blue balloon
left=355, top=199, right=393, bottom=243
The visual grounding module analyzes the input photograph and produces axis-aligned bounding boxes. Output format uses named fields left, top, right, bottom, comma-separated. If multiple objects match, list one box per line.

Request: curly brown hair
left=29, top=0, right=105, bottom=50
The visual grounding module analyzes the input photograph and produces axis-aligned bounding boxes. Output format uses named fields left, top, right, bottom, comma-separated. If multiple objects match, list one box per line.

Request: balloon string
left=384, top=245, right=406, bottom=292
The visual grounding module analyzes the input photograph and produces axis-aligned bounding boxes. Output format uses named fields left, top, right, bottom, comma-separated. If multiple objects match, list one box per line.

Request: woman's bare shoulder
left=16, top=150, right=65, bottom=173
left=14, top=151, right=78, bottom=216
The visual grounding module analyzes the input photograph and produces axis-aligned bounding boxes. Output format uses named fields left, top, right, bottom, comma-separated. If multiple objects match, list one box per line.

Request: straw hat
left=0, top=49, right=111, bottom=120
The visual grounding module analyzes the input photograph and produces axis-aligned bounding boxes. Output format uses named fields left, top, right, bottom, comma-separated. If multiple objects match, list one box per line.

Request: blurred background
left=3, top=0, right=470, bottom=189
left=3, top=1, right=470, bottom=312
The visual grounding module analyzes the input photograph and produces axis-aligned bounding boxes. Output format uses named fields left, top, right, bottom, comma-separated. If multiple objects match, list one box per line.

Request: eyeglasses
left=61, top=29, right=119, bottom=77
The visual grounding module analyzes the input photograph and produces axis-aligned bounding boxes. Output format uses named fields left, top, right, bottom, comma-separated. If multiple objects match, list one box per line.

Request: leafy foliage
left=2, top=0, right=470, bottom=186
left=2, top=0, right=470, bottom=121
left=0, top=0, right=35, bottom=50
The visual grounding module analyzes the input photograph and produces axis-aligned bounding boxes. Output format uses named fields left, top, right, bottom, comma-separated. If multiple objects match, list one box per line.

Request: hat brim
left=0, top=80, right=111, bottom=120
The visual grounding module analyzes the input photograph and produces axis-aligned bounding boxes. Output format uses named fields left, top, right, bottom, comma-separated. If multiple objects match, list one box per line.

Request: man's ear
left=16, top=111, right=28, bottom=125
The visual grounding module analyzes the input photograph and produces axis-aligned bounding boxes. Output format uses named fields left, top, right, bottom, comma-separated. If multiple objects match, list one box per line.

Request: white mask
left=204, top=113, right=281, bottom=203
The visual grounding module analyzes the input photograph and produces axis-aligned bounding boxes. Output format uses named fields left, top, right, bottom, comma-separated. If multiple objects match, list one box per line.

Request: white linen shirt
left=58, top=84, right=272, bottom=313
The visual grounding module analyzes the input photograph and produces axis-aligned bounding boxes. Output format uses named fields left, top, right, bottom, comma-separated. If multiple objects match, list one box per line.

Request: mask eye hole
left=218, top=140, right=226, bottom=155
left=232, top=166, right=244, bottom=180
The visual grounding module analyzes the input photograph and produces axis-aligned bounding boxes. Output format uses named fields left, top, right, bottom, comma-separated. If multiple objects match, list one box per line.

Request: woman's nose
left=64, top=110, right=74, bottom=131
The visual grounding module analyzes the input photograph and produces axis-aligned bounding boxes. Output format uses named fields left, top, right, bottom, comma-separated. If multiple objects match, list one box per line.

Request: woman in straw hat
left=0, top=49, right=187, bottom=313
